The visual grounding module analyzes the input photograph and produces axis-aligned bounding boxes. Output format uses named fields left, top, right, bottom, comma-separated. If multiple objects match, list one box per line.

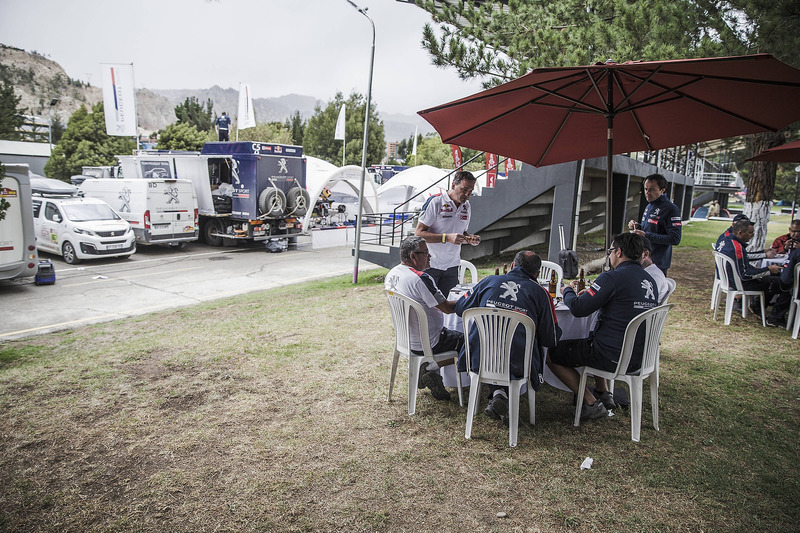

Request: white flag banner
left=334, top=105, right=346, bottom=140
left=411, top=125, right=418, bottom=157
left=101, top=63, right=137, bottom=137
left=237, top=83, right=256, bottom=130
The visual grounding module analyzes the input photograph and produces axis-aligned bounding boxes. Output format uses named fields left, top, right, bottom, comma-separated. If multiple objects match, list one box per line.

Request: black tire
left=62, top=241, right=80, bottom=265
left=204, top=219, right=224, bottom=247
left=286, top=187, right=310, bottom=216
left=258, top=187, right=286, bottom=217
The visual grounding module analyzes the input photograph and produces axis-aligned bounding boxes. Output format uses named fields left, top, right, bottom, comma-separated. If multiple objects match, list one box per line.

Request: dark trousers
left=218, top=130, right=229, bottom=141
left=425, top=265, right=460, bottom=297
left=743, top=275, right=791, bottom=319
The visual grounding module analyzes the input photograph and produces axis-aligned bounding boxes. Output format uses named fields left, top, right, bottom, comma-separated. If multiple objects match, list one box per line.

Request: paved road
left=0, top=240, right=376, bottom=341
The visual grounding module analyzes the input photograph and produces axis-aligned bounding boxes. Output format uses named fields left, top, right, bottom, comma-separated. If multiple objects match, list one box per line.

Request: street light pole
left=47, top=97, right=59, bottom=154
left=344, top=0, right=375, bottom=284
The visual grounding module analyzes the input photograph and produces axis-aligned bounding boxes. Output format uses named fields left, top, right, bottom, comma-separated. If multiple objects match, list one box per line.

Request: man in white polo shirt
left=415, top=170, right=481, bottom=297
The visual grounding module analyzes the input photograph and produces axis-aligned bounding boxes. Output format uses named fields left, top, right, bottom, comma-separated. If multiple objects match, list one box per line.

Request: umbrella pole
left=605, top=73, right=614, bottom=253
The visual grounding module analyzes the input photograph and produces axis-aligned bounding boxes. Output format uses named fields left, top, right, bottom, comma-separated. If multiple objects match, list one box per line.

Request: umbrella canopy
left=419, top=54, right=800, bottom=245
left=747, top=139, right=800, bottom=162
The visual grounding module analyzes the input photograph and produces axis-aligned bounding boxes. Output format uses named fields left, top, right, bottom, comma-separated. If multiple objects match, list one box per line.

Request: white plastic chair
left=573, top=304, right=673, bottom=442
left=661, top=278, right=677, bottom=304
left=711, top=244, right=722, bottom=310
left=537, top=260, right=563, bottom=286
left=458, top=259, right=478, bottom=284
left=462, top=307, right=536, bottom=447
left=712, top=252, right=766, bottom=327
left=385, top=290, right=463, bottom=415
left=786, top=263, right=800, bottom=339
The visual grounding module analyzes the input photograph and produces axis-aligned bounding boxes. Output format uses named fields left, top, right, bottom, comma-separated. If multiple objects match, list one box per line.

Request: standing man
left=454, top=251, right=561, bottom=423
left=628, top=173, right=682, bottom=275
left=547, top=233, right=659, bottom=421
left=718, top=218, right=789, bottom=327
left=384, top=236, right=463, bottom=401
left=415, top=170, right=481, bottom=297
left=215, top=112, right=231, bottom=141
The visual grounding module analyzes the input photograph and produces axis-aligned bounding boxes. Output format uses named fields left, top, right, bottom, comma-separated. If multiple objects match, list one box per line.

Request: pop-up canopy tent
left=377, top=165, right=481, bottom=212
left=302, top=157, right=380, bottom=232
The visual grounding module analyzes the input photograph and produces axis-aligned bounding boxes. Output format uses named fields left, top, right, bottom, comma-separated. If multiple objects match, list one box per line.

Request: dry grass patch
left=1, top=235, right=799, bottom=532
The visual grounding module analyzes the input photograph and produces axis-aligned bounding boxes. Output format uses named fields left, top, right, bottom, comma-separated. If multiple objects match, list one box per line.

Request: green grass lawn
left=0, top=220, right=798, bottom=532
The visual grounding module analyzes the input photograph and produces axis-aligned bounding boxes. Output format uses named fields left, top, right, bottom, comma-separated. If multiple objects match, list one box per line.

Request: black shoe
left=420, top=370, right=450, bottom=401
left=484, top=395, right=509, bottom=422
left=766, top=316, right=786, bottom=328
left=594, top=390, right=616, bottom=410
left=749, top=303, right=763, bottom=318
left=733, top=299, right=742, bottom=312
left=580, top=400, right=608, bottom=420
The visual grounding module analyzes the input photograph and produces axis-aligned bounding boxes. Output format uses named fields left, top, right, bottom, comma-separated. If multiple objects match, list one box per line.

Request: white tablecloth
left=440, top=283, right=597, bottom=391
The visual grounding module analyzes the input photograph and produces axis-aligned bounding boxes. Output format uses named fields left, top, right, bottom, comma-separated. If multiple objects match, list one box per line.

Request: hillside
left=0, top=44, right=431, bottom=141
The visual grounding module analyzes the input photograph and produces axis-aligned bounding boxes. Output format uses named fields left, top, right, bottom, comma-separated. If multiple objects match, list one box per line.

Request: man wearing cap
left=628, top=174, right=682, bottom=275
left=641, top=236, right=669, bottom=303
left=718, top=218, right=789, bottom=326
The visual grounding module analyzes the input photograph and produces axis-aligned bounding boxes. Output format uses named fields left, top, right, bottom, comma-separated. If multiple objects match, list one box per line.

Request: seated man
left=546, top=233, right=660, bottom=421
left=384, top=236, right=462, bottom=401
left=718, top=218, right=789, bottom=327
left=780, top=246, right=800, bottom=300
left=714, top=214, right=775, bottom=260
left=771, top=219, right=800, bottom=255
left=641, top=236, right=669, bottom=303
left=454, top=251, right=561, bottom=423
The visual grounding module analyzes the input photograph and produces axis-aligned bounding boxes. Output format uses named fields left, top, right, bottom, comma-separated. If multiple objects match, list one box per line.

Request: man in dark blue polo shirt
left=547, top=233, right=659, bottom=420
left=215, top=112, right=231, bottom=141
left=629, top=174, right=682, bottom=275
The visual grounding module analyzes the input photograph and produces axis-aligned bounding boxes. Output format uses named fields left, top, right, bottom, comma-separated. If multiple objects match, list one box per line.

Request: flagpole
left=345, top=0, right=374, bottom=284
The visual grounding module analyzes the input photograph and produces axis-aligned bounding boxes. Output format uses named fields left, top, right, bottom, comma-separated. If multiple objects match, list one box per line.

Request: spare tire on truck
left=258, top=187, right=286, bottom=217
left=286, top=186, right=311, bottom=216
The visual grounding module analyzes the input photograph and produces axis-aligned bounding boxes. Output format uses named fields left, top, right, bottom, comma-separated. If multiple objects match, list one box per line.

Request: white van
left=0, top=164, right=38, bottom=280
left=79, top=179, right=198, bottom=246
left=32, top=195, right=135, bottom=264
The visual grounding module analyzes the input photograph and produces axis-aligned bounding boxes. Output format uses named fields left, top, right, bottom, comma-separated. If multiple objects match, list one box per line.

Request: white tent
left=302, top=160, right=380, bottom=232
left=377, top=165, right=481, bottom=212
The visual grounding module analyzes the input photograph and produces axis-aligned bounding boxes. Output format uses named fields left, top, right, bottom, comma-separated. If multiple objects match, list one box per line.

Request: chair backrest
left=661, top=277, right=677, bottom=304
left=385, top=290, right=434, bottom=359
left=459, top=259, right=478, bottom=284
left=462, top=307, right=536, bottom=383
left=538, top=260, right=563, bottom=285
left=794, top=262, right=800, bottom=300
left=615, top=304, right=673, bottom=377
left=713, top=252, right=744, bottom=292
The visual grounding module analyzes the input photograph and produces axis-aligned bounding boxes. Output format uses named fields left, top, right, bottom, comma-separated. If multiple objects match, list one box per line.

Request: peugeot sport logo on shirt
left=653, top=208, right=660, bottom=215
left=641, top=279, right=655, bottom=300
left=499, top=281, right=520, bottom=302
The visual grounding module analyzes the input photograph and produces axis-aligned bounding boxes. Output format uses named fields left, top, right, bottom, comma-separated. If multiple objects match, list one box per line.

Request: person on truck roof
left=215, top=112, right=231, bottom=141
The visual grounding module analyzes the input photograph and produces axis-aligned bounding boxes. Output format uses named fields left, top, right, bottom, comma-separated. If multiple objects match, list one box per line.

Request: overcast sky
left=0, top=0, right=486, bottom=118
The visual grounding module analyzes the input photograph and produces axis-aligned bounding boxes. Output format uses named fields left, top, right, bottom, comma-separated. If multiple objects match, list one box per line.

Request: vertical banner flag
left=237, top=83, right=256, bottom=130
left=411, top=125, right=418, bottom=160
left=450, top=145, right=463, bottom=170
left=502, top=157, right=516, bottom=179
left=334, top=105, right=346, bottom=140
left=101, top=63, right=137, bottom=137
left=486, top=153, right=497, bottom=188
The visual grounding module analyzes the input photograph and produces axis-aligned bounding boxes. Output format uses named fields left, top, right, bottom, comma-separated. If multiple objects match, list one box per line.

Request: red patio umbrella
left=746, top=138, right=800, bottom=162
left=418, top=54, right=800, bottom=247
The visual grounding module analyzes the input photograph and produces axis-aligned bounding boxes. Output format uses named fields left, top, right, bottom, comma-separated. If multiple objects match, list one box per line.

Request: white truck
left=117, top=142, right=310, bottom=249
left=0, top=164, right=38, bottom=281
left=79, top=178, right=198, bottom=247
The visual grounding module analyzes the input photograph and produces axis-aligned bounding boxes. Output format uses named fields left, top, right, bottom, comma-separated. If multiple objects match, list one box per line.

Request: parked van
left=79, top=178, right=198, bottom=246
left=0, top=164, right=38, bottom=280
left=30, top=177, right=135, bottom=264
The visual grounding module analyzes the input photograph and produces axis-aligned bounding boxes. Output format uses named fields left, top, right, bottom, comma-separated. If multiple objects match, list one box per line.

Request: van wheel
left=286, top=187, right=310, bottom=216
left=258, top=187, right=286, bottom=217
left=62, top=241, right=80, bottom=264
left=204, top=219, right=224, bottom=247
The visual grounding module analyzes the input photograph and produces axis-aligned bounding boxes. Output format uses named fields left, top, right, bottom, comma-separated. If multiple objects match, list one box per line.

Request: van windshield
left=63, top=203, right=120, bottom=222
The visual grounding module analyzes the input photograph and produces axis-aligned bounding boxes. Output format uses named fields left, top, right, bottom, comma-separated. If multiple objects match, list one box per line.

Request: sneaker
left=484, top=394, right=509, bottom=422
left=594, top=390, right=616, bottom=410
left=420, top=370, right=450, bottom=401
left=766, top=316, right=786, bottom=328
left=580, top=400, right=608, bottom=420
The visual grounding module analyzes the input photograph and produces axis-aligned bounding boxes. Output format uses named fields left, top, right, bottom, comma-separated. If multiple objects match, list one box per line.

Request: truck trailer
left=117, top=142, right=310, bottom=248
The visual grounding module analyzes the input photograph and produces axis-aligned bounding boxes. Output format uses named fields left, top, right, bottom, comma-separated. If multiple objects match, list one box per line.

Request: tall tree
left=415, top=0, right=800, bottom=248
left=44, top=102, right=136, bottom=182
left=156, top=122, right=207, bottom=151
left=237, top=122, right=294, bottom=145
left=174, top=96, right=214, bottom=132
left=284, top=111, right=306, bottom=146
left=0, top=80, right=24, bottom=141
left=303, top=92, right=385, bottom=166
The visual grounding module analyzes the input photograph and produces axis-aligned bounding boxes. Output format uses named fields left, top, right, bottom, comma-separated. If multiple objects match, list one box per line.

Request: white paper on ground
left=580, top=457, right=593, bottom=470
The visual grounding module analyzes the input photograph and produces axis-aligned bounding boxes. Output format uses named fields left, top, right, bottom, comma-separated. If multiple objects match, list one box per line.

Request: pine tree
left=0, top=80, right=24, bottom=140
